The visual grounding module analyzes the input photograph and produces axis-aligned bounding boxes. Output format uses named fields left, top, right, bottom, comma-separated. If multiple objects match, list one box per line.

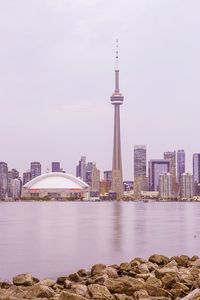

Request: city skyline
left=0, top=1, right=200, bottom=179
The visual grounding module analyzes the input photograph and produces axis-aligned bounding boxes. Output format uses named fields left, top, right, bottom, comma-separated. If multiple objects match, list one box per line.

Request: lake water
left=0, top=201, right=200, bottom=280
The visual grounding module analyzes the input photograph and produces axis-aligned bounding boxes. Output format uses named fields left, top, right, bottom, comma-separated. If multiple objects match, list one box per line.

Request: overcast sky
left=0, top=0, right=200, bottom=180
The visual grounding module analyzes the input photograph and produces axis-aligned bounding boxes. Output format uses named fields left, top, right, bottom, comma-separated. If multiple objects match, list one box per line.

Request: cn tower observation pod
left=22, top=172, right=89, bottom=200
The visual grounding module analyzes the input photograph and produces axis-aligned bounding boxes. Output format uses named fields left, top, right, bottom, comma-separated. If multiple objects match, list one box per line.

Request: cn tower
left=110, top=40, right=124, bottom=200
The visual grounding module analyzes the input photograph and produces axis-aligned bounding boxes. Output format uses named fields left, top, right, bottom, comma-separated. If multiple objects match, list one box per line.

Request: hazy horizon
left=0, top=0, right=199, bottom=180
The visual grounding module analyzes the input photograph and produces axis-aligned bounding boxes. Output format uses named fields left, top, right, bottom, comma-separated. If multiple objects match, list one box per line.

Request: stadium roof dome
left=23, top=172, right=89, bottom=190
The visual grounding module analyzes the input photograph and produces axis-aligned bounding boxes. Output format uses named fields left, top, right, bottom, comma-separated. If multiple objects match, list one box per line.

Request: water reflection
left=1, top=202, right=200, bottom=280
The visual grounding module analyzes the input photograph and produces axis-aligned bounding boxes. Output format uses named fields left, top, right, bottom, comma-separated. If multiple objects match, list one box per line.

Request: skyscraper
left=76, top=156, right=86, bottom=182
left=159, top=173, right=172, bottom=200
left=31, top=162, right=41, bottom=180
left=134, top=145, right=146, bottom=178
left=193, top=153, right=200, bottom=184
left=52, top=162, right=61, bottom=172
left=23, top=171, right=31, bottom=185
left=110, top=41, right=124, bottom=200
left=149, top=159, right=170, bottom=191
left=180, top=173, right=194, bottom=199
left=177, top=150, right=185, bottom=183
left=0, top=162, right=8, bottom=199
left=164, top=151, right=177, bottom=197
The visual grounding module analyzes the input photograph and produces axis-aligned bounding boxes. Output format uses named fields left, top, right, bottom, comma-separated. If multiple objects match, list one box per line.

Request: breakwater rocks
left=1, top=255, right=200, bottom=300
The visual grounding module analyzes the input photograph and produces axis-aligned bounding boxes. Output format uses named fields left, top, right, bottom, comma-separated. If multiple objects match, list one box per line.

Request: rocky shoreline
left=1, top=255, right=200, bottom=300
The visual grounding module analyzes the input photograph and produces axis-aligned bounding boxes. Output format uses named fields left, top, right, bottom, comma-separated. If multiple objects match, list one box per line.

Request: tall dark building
left=31, top=162, right=41, bottom=179
left=76, top=156, right=86, bottom=182
left=177, top=150, right=185, bottom=183
left=149, top=159, right=170, bottom=191
left=52, top=162, right=61, bottom=172
left=23, top=171, right=31, bottom=185
left=104, top=171, right=112, bottom=181
left=111, top=41, right=124, bottom=199
left=0, top=162, right=8, bottom=199
left=193, top=153, right=200, bottom=184
left=134, top=145, right=146, bottom=178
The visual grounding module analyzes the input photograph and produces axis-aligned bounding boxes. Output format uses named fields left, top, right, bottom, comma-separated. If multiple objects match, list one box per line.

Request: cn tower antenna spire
left=116, top=39, right=119, bottom=70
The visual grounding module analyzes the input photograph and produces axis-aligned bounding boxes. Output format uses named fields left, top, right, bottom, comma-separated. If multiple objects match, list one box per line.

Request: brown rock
left=144, top=284, right=172, bottom=297
left=155, top=266, right=179, bottom=279
left=59, top=291, right=88, bottom=300
left=149, top=255, right=169, bottom=266
left=135, top=274, right=151, bottom=281
left=40, top=279, right=56, bottom=287
left=69, top=273, right=81, bottom=282
left=57, top=276, right=68, bottom=285
left=146, top=276, right=162, bottom=288
left=119, top=262, right=132, bottom=272
left=134, top=289, right=149, bottom=299
left=88, top=283, right=112, bottom=299
left=93, top=274, right=109, bottom=285
left=24, top=283, right=55, bottom=298
left=105, top=276, right=144, bottom=295
left=1, top=281, right=12, bottom=289
left=91, top=264, right=107, bottom=276
left=170, top=255, right=189, bottom=267
left=105, top=267, right=119, bottom=278
left=77, top=269, right=88, bottom=277
left=13, top=273, right=34, bottom=286
left=64, top=279, right=72, bottom=289
left=161, top=273, right=179, bottom=289
left=133, top=264, right=149, bottom=274
left=191, top=258, right=200, bottom=268
left=113, top=293, right=134, bottom=300
left=71, top=284, right=88, bottom=297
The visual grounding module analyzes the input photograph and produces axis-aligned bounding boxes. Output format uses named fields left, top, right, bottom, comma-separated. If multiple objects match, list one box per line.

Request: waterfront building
left=134, top=145, right=148, bottom=197
left=85, top=162, right=100, bottom=194
left=76, top=156, right=86, bottom=182
left=100, top=180, right=111, bottom=195
left=180, top=173, right=194, bottom=199
left=23, top=171, right=31, bottom=185
left=7, top=169, right=20, bottom=197
left=0, top=162, right=8, bottom=199
left=110, top=41, right=124, bottom=200
left=148, top=159, right=170, bottom=191
left=159, top=173, right=172, bottom=200
left=52, top=162, right=61, bottom=172
left=31, top=162, right=41, bottom=180
left=177, top=150, right=185, bottom=183
left=12, top=178, right=21, bottom=199
left=104, top=170, right=112, bottom=181
left=164, top=151, right=177, bottom=196
left=193, top=153, right=200, bottom=184
left=134, top=145, right=146, bottom=177
left=22, top=172, right=89, bottom=200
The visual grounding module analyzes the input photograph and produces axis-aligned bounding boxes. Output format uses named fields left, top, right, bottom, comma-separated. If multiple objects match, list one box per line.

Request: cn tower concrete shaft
left=111, top=103, right=123, bottom=199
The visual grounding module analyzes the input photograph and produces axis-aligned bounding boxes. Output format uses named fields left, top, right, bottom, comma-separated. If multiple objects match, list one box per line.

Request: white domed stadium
left=22, top=172, right=89, bottom=200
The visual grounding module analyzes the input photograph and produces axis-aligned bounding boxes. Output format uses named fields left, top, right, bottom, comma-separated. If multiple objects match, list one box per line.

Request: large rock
left=105, top=276, right=144, bottom=295
left=91, top=264, right=107, bottom=276
left=105, top=267, right=119, bottom=278
left=69, top=273, right=81, bottom=282
left=191, top=258, right=200, bottom=267
left=39, top=279, right=56, bottom=287
left=134, top=289, right=149, bottom=299
left=155, top=266, right=179, bottom=279
left=161, top=273, right=179, bottom=289
left=71, top=284, right=88, bottom=297
left=59, top=291, right=88, bottom=300
left=23, top=283, right=55, bottom=298
left=149, top=255, right=169, bottom=266
left=143, top=284, right=172, bottom=298
left=13, top=273, right=34, bottom=286
left=0, top=285, right=26, bottom=299
left=88, top=283, right=112, bottom=299
left=170, top=255, right=190, bottom=267
left=114, top=293, right=134, bottom=300
left=146, top=276, right=162, bottom=288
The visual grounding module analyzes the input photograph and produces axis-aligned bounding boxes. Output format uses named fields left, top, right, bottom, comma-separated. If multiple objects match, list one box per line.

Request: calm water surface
left=0, top=201, right=200, bottom=280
